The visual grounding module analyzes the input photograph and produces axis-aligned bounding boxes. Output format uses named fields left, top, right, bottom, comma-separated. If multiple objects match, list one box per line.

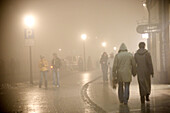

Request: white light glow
left=113, top=47, right=117, bottom=51
left=59, top=48, right=62, bottom=51
left=142, top=33, right=149, bottom=39
left=143, top=3, right=146, bottom=7
left=81, top=34, right=87, bottom=40
left=102, top=42, right=106, bottom=47
left=24, top=15, right=35, bottom=28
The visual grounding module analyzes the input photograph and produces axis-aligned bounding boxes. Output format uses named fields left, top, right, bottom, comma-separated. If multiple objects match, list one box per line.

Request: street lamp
left=24, top=15, right=35, bottom=28
left=113, top=46, right=117, bottom=54
left=143, top=3, right=146, bottom=7
left=24, top=15, right=35, bottom=84
left=81, top=34, right=87, bottom=71
left=113, top=47, right=117, bottom=51
left=81, top=34, right=87, bottom=40
left=102, top=42, right=106, bottom=51
left=59, top=48, right=62, bottom=52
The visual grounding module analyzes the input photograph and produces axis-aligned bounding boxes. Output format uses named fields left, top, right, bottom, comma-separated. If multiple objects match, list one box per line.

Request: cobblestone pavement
left=0, top=70, right=170, bottom=113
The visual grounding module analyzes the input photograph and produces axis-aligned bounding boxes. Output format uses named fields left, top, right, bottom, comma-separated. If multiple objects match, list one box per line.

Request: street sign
left=24, top=29, right=34, bottom=46
left=136, top=24, right=161, bottom=34
left=25, top=28, right=34, bottom=39
left=25, top=39, right=35, bottom=46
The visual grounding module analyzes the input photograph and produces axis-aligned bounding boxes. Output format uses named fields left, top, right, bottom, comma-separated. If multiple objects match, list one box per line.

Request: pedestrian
left=134, top=42, right=154, bottom=104
left=100, top=52, right=108, bottom=82
left=112, top=43, right=136, bottom=105
left=52, top=53, right=61, bottom=87
left=39, top=55, right=48, bottom=89
left=107, top=52, right=115, bottom=88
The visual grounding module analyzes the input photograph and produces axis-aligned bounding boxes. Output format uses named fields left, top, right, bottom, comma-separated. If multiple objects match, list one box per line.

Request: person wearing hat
left=39, top=55, right=48, bottom=89
left=52, top=53, right=61, bottom=87
left=112, top=43, right=136, bottom=105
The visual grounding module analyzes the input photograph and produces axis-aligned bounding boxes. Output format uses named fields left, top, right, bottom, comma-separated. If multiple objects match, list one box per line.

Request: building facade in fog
left=144, top=0, right=170, bottom=83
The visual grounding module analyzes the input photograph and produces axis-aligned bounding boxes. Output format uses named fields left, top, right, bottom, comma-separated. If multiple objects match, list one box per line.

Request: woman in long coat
left=134, top=42, right=154, bottom=104
left=100, top=52, right=108, bottom=82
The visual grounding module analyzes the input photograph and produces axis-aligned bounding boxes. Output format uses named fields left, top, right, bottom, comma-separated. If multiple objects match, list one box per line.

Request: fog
left=0, top=0, right=148, bottom=83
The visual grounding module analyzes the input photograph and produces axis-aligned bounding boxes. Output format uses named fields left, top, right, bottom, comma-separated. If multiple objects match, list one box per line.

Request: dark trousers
left=118, top=82, right=130, bottom=103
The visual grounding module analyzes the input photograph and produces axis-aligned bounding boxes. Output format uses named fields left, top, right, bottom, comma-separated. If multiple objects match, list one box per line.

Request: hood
left=136, top=48, right=148, bottom=55
left=119, top=43, right=128, bottom=52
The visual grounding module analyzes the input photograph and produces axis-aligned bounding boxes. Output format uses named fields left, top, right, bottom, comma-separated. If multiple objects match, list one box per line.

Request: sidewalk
left=87, top=76, right=170, bottom=113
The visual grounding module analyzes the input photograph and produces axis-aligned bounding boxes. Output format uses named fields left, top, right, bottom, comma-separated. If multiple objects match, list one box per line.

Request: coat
left=134, top=48, right=153, bottom=96
left=52, top=57, right=61, bottom=70
left=112, top=43, right=136, bottom=83
left=100, top=53, right=108, bottom=71
left=39, top=58, right=48, bottom=71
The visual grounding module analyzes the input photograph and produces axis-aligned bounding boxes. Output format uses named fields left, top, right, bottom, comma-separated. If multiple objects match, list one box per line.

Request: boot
left=141, top=96, right=145, bottom=104
left=45, top=80, right=48, bottom=89
left=146, top=94, right=150, bottom=101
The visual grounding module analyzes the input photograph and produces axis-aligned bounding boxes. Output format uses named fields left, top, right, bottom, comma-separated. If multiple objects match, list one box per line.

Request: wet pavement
left=0, top=70, right=170, bottom=113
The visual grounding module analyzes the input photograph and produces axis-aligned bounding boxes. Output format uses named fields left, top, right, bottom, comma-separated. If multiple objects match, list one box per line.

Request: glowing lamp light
left=50, top=66, right=53, bottom=69
left=81, top=34, right=87, bottom=40
left=102, top=42, right=106, bottom=47
left=24, top=15, right=35, bottom=28
left=59, top=48, right=62, bottom=51
left=143, top=3, right=146, bottom=7
left=113, top=47, right=117, bottom=50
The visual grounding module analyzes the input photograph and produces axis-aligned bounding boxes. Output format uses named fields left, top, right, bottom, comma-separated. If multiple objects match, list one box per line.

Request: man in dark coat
left=134, top=42, right=154, bottom=104
left=52, top=53, right=61, bottom=87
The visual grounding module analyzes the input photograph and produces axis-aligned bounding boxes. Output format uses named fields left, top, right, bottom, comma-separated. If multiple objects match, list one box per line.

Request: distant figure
left=134, top=42, right=154, bottom=104
left=112, top=43, right=136, bottom=105
left=87, top=56, right=93, bottom=71
left=39, top=55, right=48, bottom=89
left=100, top=52, right=108, bottom=82
left=107, top=53, right=115, bottom=87
left=78, top=56, right=83, bottom=71
left=52, top=53, right=61, bottom=87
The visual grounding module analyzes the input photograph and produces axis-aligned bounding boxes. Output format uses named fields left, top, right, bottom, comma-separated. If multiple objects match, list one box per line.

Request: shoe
left=146, top=94, right=150, bottom=101
left=141, top=96, right=145, bottom=104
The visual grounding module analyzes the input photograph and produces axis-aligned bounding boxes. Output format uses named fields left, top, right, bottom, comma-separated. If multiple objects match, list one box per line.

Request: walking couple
left=112, top=42, right=153, bottom=105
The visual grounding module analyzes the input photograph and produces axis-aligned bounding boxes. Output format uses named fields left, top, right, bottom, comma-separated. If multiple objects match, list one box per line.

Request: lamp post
left=81, top=34, right=87, bottom=71
left=24, top=15, right=35, bottom=84
left=113, top=46, right=117, bottom=54
left=102, top=42, right=106, bottom=51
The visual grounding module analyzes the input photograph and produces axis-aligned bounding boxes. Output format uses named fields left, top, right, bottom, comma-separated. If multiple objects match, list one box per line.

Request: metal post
left=83, top=41, right=86, bottom=71
left=29, top=46, right=33, bottom=84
